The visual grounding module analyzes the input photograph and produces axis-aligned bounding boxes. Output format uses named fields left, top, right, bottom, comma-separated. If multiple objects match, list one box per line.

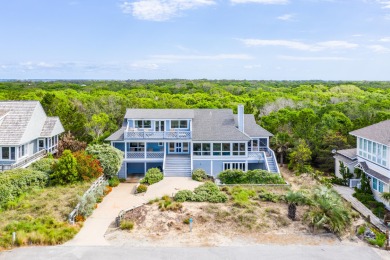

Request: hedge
left=218, top=169, right=285, bottom=184
left=0, top=169, right=48, bottom=207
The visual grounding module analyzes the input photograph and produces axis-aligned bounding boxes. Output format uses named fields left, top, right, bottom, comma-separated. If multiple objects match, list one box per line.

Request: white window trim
left=223, top=162, right=246, bottom=171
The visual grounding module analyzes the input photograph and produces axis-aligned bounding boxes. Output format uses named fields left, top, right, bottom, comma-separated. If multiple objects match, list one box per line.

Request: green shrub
left=193, top=182, right=227, bottom=203
left=50, top=150, right=79, bottom=185
left=120, top=220, right=134, bottom=230
left=192, top=169, right=207, bottom=182
left=258, top=189, right=281, bottom=202
left=119, top=178, right=126, bottom=183
left=141, top=168, right=163, bottom=185
left=0, top=169, right=48, bottom=207
left=85, top=144, right=124, bottom=178
left=353, top=191, right=386, bottom=219
left=78, top=192, right=97, bottom=217
left=218, top=169, right=285, bottom=184
left=108, top=176, right=120, bottom=187
left=357, top=226, right=365, bottom=235
left=231, top=186, right=256, bottom=206
left=137, top=184, right=148, bottom=193
left=29, top=158, right=57, bottom=175
left=174, top=190, right=194, bottom=202
left=174, top=182, right=227, bottom=203
left=183, top=218, right=190, bottom=224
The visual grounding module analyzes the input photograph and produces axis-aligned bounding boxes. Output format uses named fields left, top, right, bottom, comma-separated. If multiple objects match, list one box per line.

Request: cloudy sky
left=1, top=0, right=390, bottom=80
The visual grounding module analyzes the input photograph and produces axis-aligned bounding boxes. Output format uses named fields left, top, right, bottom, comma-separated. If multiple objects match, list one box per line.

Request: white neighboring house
left=0, top=101, right=65, bottom=171
left=334, top=120, right=390, bottom=207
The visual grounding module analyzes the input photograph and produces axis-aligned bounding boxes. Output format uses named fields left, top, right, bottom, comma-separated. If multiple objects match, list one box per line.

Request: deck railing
left=126, top=151, right=164, bottom=159
left=124, top=130, right=191, bottom=139
left=0, top=149, right=47, bottom=172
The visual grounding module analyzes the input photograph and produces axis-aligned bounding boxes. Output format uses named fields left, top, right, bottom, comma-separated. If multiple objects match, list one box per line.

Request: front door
left=175, top=142, right=182, bottom=153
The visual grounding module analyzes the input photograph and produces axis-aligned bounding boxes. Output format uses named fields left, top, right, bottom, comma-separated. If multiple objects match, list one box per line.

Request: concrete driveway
left=65, top=177, right=201, bottom=246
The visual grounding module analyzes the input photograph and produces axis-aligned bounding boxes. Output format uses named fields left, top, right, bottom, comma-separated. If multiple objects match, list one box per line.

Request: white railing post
left=263, top=151, right=270, bottom=172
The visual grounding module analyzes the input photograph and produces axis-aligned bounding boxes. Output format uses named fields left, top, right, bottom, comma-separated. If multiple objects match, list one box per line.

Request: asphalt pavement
left=0, top=244, right=387, bottom=260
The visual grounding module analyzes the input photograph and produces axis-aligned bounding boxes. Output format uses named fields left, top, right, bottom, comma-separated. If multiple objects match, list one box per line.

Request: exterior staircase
left=163, top=155, right=192, bottom=177
left=266, top=155, right=278, bottom=173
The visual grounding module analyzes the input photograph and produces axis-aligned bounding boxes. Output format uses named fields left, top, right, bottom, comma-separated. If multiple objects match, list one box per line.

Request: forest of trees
left=1, top=80, right=389, bottom=173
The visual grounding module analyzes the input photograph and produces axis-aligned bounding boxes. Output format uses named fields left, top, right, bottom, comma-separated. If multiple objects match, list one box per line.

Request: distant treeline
left=1, top=80, right=389, bottom=172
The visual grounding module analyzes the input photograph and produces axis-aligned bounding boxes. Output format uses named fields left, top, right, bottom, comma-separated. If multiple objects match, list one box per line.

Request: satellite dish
left=331, top=149, right=337, bottom=154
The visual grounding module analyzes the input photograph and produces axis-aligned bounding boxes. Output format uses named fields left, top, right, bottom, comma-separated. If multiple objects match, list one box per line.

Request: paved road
left=0, top=244, right=386, bottom=260
left=66, top=177, right=201, bottom=246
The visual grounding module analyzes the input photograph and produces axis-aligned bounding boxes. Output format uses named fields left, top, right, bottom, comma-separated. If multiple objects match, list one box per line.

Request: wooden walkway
left=333, top=185, right=388, bottom=233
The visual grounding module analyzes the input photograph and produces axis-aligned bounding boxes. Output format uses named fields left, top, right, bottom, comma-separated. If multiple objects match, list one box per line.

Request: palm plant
left=304, top=186, right=352, bottom=234
left=381, top=192, right=390, bottom=203
left=271, top=132, right=291, bottom=167
left=285, top=190, right=307, bottom=220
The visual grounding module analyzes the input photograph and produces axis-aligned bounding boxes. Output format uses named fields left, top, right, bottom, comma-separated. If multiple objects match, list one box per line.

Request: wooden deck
left=333, top=185, right=388, bottom=233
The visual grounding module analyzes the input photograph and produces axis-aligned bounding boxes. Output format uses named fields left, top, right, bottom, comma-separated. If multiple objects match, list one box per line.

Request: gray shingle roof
left=336, top=148, right=357, bottom=160
left=106, top=127, right=125, bottom=141
left=125, top=109, right=194, bottom=119
left=350, top=120, right=390, bottom=146
left=0, top=101, right=64, bottom=145
left=40, top=117, right=63, bottom=137
left=360, top=161, right=390, bottom=183
left=0, top=101, right=40, bottom=145
left=233, top=114, right=273, bottom=137
left=192, top=109, right=250, bottom=141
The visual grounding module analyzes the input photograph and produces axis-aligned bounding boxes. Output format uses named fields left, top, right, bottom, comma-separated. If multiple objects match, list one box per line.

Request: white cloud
left=231, top=0, right=289, bottom=4
left=278, top=55, right=351, bottom=61
left=239, top=39, right=358, bottom=51
left=277, top=14, right=295, bottom=21
left=380, top=37, right=390, bottom=42
left=376, top=0, right=390, bottom=9
left=150, top=54, right=253, bottom=60
left=367, top=44, right=390, bottom=53
left=120, top=0, right=216, bottom=21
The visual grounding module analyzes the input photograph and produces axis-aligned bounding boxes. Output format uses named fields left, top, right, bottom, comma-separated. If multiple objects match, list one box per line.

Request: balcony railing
left=126, top=151, right=164, bottom=159
left=125, top=130, right=191, bottom=140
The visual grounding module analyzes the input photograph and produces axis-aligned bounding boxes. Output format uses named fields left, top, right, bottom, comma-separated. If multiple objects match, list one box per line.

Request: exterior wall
left=147, top=143, right=164, bottom=152
left=118, top=163, right=126, bottom=179
left=371, top=179, right=390, bottom=209
left=146, top=162, right=163, bottom=171
left=127, top=162, right=145, bottom=175
left=20, top=104, right=47, bottom=145
left=193, top=160, right=212, bottom=175
left=113, top=142, right=125, bottom=152
left=334, top=157, right=356, bottom=179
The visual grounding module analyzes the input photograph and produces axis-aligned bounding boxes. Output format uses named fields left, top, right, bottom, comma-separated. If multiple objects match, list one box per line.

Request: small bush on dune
left=192, top=169, right=207, bottom=182
left=136, top=184, right=148, bottom=193
left=108, top=176, right=120, bottom=187
left=50, top=150, right=79, bottom=185
left=120, top=220, right=134, bottom=230
left=29, top=158, right=57, bottom=175
left=140, top=168, right=163, bottom=185
left=174, top=182, right=227, bottom=203
left=174, top=190, right=194, bottom=202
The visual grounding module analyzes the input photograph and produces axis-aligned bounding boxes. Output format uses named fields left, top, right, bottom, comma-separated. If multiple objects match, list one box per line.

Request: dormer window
left=135, top=120, right=151, bottom=129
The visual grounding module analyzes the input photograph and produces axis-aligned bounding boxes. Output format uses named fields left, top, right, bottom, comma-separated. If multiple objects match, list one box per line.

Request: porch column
left=124, top=141, right=127, bottom=159
left=144, top=142, right=147, bottom=159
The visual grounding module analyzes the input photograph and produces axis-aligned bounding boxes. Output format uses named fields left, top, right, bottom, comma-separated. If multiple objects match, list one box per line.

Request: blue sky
left=1, top=0, right=390, bottom=80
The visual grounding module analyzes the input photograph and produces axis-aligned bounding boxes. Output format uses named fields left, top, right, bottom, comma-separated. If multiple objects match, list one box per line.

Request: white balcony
left=125, top=130, right=191, bottom=140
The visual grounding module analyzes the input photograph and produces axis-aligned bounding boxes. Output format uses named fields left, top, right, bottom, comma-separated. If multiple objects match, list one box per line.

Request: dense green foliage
left=108, top=176, right=120, bottom=187
left=1, top=80, right=390, bottom=171
left=136, top=184, right=148, bottom=193
left=174, top=182, right=228, bottom=203
left=50, top=150, right=79, bottom=185
left=218, top=169, right=285, bottom=184
left=73, top=151, right=103, bottom=181
left=305, top=186, right=352, bottom=234
left=0, top=169, right=48, bottom=207
left=85, top=144, right=123, bottom=178
left=29, top=158, right=57, bottom=175
left=140, top=168, right=164, bottom=185
left=353, top=190, right=386, bottom=218
left=192, top=168, right=207, bottom=182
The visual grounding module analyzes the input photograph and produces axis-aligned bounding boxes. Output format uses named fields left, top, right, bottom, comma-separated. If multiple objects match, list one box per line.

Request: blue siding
left=193, top=160, right=212, bottom=175
left=146, top=162, right=163, bottom=172
left=128, top=120, right=133, bottom=128
left=113, top=142, right=125, bottom=152
left=118, top=163, right=126, bottom=178
left=147, top=143, right=164, bottom=152
left=0, top=161, right=14, bottom=165
left=127, top=162, right=145, bottom=175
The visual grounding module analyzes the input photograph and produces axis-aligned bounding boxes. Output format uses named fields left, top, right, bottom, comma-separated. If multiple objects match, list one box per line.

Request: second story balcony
left=125, top=129, right=192, bottom=140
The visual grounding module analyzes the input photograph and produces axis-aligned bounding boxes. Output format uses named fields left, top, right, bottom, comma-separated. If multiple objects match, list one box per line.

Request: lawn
left=0, top=181, right=92, bottom=250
